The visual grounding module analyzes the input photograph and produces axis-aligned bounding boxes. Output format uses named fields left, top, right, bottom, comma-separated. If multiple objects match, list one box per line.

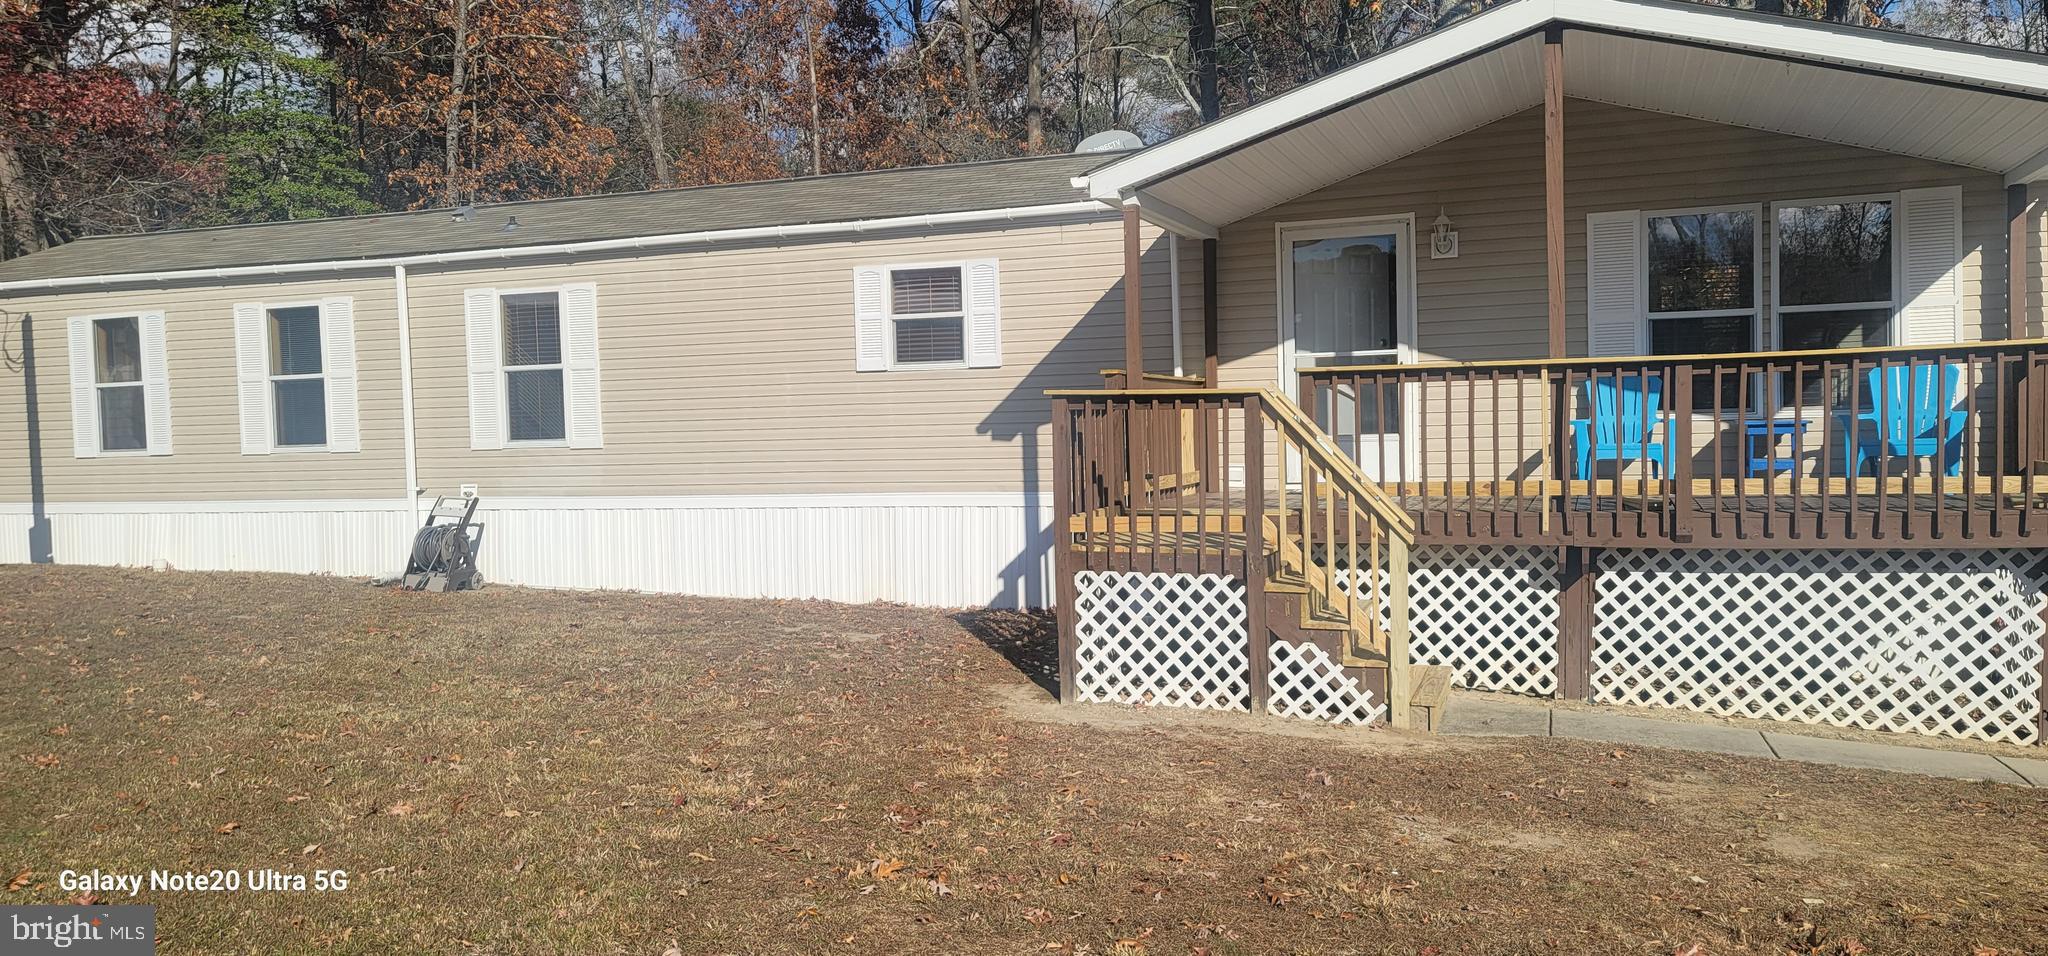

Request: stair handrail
left=1252, top=387, right=1416, bottom=543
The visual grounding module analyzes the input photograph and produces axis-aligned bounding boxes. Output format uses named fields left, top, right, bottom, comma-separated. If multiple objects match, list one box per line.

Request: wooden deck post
left=1543, top=25, right=1566, bottom=359
left=1202, top=237, right=1220, bottom=386
left=1385, top=535, right=1414, bottom=729
left=2010, top=183, right=2031, bottom=338
left=1245, top=394, right=1270, bottom=717
left=1124, top=203, right=1145, bottom=377
left=1200, top=237, right=1222, bottom=491
left=1556, top=545, right=1596, bottom=701
left=1052, top=399, right=1080, bottom=705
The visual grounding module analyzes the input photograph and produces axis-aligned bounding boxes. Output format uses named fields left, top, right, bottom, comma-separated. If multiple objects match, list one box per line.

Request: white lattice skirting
left=1072, top=571, right=1250, bottom=712
left=1593, top=549, right=2047, bottom=745
left=1346, top=545, right=1559, bottom=696
left=1268, top=640, right=1387, bottom=726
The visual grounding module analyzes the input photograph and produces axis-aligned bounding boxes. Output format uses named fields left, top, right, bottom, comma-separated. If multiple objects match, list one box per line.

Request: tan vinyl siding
left=404, top=214, right=1170, bottom=497
left=1216, top=99, right=2019, bottom=395
left=1211, top=100, right=2026, bottom=482
left=0, top=275, right=404, bottom=502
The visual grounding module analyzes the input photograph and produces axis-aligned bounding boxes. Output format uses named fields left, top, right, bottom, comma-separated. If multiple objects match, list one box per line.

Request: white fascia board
left=0, top=201, right=1108, bottom=293
left=1088, top=0, right=2048, bottom=200
left=1084, top=0, right=1553, bottom=201
left=1559, top=0, right=2048, bottom=94
left=1129, top=191, right=1220, bottom=239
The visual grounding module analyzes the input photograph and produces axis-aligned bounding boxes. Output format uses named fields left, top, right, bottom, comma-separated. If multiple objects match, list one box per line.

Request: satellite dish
left=1075, top=130, right=1143, bottom=153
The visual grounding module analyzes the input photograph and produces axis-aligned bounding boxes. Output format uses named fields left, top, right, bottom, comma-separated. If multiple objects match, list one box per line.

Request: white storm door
left=1280, top=218, right=1415, bottom=482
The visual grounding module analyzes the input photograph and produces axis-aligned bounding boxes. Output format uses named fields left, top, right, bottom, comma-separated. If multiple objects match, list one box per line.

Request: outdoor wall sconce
left=1430, top=208, right=1459, bottom=259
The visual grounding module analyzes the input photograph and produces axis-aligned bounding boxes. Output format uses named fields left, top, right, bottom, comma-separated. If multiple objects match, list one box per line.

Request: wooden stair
left=1260, top=510, right=1446, bottom=732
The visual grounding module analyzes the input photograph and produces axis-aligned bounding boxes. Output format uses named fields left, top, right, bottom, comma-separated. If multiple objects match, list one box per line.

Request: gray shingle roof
left=0, top=152, right=1115, bottom=284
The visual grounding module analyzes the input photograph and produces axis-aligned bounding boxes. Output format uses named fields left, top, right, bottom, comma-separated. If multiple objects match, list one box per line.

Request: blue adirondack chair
left=1571, top=373, right=1673, bottom=479
left=1835, top=363, right=1967, bottom=477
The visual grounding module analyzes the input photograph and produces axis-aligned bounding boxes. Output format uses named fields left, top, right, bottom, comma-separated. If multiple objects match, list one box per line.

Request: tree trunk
left=443, top=0, right=470, bottom=209
left=616, top=33, right=672, bottom=186
left=1190, top=0, right=1218, bottom=122
left=1025, top=0, right=1044, bottom=149
left=642, top=0, right=671, bottom=186
left=0, top=141, right=41, bottom=260
left=958, top=0, right=983, bottom=116
left=805, top=11, right=823, bottom=175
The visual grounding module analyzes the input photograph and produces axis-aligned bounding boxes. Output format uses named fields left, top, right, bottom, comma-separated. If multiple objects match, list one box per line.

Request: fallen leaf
left=216, top=821, right=240, bottom=834
left=6, top=870, right=31, bottom=891
left=385, top=802, right=414, bottom=817
left=871, top=857, right=907, bottom=880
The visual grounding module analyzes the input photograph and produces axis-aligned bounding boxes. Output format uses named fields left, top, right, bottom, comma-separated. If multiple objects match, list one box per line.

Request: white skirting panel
left=21, top=500, right=416, bottom=578
left=469, top=494, right=1054, bottom=609
left=0, top=510, right=33, bottom=564
left=1, top=495, right=1054, bottom=608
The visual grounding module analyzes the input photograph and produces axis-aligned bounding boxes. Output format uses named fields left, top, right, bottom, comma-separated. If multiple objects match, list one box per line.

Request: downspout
left=393, top=265, right=420, bottom=522
left=1169, top=233, right=1184, bottom=377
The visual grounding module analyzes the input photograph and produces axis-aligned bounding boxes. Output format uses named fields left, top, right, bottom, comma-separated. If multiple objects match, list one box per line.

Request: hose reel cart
left=403, top=496, right=485, bottom=592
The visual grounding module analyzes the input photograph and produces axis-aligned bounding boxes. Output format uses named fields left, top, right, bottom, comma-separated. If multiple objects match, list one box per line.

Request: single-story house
left=3, top=0, right=2044, bottom=744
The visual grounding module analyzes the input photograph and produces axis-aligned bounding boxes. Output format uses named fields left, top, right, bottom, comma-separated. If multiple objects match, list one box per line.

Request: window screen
left=269, top=306, right=327, bottom=447
left=502, top=292, right=567, bottom=441
left=92, top=316, right=146, bottom=451
left=887, top=267, right=965, bottom=365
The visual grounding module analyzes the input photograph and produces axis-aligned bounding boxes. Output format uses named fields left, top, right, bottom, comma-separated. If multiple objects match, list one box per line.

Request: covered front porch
left=1050, top=0, right=2048, bottom=745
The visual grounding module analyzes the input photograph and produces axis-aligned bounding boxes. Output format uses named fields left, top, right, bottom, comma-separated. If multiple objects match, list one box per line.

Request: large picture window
left=1774, top=197, right=1896, bottom=403
left=1645, top=207, right=1758, bottom=409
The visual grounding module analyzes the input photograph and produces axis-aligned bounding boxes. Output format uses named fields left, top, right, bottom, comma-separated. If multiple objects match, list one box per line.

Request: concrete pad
left=1762, top=732, right=2028, bottom=785
left=1998, top=755, right=2048, bottom=787
left=1551, top=708, right=1775, bottom=758
left=1440, top=696, right=1550, bottom=736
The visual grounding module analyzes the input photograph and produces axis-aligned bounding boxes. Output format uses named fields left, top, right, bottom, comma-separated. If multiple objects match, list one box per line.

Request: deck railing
left=1050, top=386, right=1418, bottom=707
left=1298, top=339, right=2048, bottom=547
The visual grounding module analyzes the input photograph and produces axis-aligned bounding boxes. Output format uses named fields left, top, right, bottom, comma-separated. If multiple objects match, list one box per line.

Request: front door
left=1280, top=217, right=1414, bottom=481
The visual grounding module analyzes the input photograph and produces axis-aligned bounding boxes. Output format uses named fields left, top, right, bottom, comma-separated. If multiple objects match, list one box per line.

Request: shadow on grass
left=952, top=608, right=1060, bottom=697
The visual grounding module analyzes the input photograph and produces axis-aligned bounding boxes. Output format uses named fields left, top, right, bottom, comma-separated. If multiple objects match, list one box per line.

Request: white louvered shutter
left=964, top=259, right=1002, bottom=368
left=853, top=266, right=887, bottom=371
left=321, top=297, right=361, bottom=452
left=139, top=311, right=172, bottom=455
left=67, top=316, right=97, bottom=458
left=1898, top=185, right=1964, bottom=345
left=1586, top=210, right=1644, bottom=357
left=234, top=303, right=271, bottom=455
left=561, top=282, right=603, bottom=449
left=464, top=288, right=504, bottom=450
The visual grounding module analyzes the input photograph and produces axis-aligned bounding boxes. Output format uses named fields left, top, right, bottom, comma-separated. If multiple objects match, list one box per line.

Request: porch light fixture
left=1430, top=208, right=1459, bottom=259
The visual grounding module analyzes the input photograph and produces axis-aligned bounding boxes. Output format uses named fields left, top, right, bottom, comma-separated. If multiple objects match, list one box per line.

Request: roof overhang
left=1084, top=0, right=2048, bottom=233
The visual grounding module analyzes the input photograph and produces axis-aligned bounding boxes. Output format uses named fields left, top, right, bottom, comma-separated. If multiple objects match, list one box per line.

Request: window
left=92, top=316, right=146, bottom=452
left=1774, top=198, right=1896, bottom=403
left=888, top=266, right=966, bottom=366
left=502, top=291, right=566, bottom=443
left=268, top=306, right=326, bottom=447
left=1645, top=207, right=1758, bottom=409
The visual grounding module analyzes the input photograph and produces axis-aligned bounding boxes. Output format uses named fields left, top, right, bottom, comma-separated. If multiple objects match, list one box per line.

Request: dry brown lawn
left=1, top=565, right=2045, bottom=955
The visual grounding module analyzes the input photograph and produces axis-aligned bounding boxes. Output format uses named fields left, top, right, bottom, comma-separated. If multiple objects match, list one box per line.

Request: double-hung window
left=235, top=298, right=357, bottom=455
left=462, top=282, right=600, bottom=450
left=1644, top=206, right=1759, bottom=409
left=1773, top=197, right=1896, bottom=403
left=92, top=316, right=147, bottom=452
left=887, top=266, right=967, bottom=367
left=502, top=291, right=567, bottom=443
left=268, top=306, right=327, bottom=447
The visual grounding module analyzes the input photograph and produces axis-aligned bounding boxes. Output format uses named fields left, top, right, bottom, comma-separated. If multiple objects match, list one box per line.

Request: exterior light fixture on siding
left=1430, top=208, right=1459, bottom=259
